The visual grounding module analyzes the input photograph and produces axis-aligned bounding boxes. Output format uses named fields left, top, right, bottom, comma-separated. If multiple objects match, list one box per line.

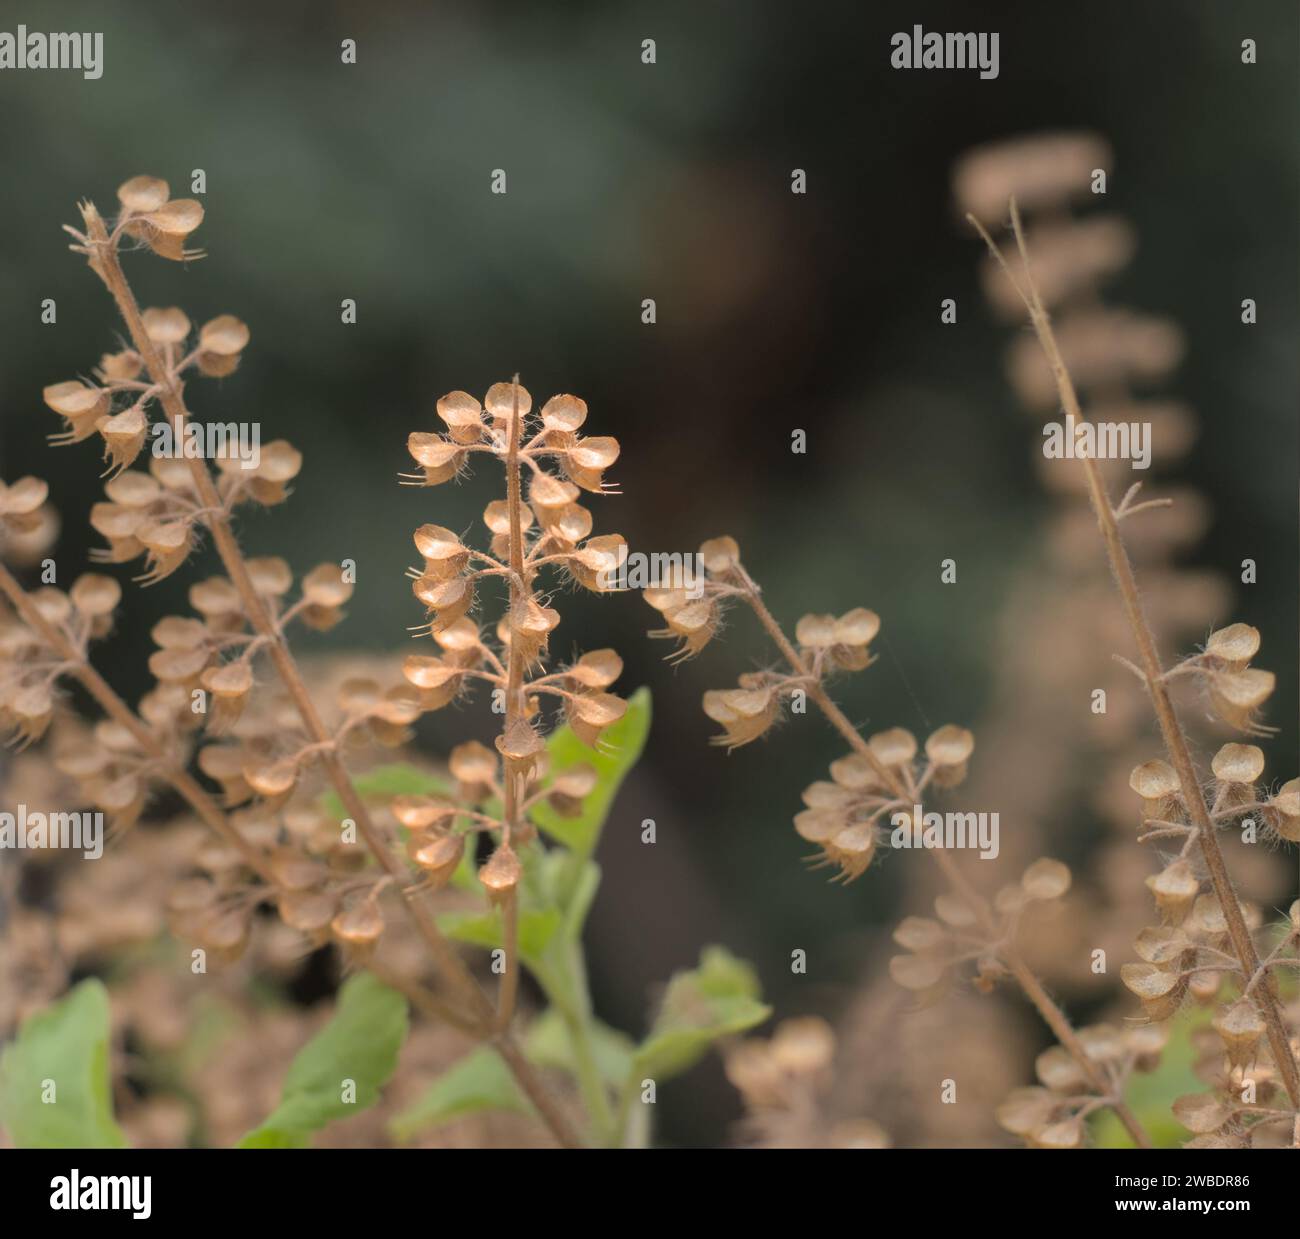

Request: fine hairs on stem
left=645, top=541, right=1154, bottom=1148
left=968, top=198, right=1300, bottom=1145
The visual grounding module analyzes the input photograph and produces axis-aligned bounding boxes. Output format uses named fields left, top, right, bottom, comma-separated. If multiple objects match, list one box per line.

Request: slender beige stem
left=970, top=203, right=1300, bottom=1111
left=735, top=578, right=1154, bottom=1147
left=75, top=207, right=581, bottom=1148
left=494, top=375, right=528, bottom=1032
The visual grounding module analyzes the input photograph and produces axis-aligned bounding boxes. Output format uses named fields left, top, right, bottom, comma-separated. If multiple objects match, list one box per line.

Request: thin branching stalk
left=0, top=560, right=273, bottom=883
left=969, top=200, right=1300, bottom=1112
left=730, top=568, right=1154, bottom=1147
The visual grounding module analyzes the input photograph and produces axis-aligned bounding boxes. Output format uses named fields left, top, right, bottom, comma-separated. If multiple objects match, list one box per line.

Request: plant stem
left=76, top=205, right=582, bottom=1149
left=973, top=202, right=1300, bottom=1111
left=495, top=375, right=527, bottom=1032
left=734, top=575, right=1155, bottom=1148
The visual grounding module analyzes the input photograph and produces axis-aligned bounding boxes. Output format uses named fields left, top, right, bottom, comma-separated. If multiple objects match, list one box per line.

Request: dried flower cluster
left=962, top=138, right=1300, bottom=1147
left=645, top=537, right=1154, bottom=1145
left=724, top=1016, right=890, bottom=1149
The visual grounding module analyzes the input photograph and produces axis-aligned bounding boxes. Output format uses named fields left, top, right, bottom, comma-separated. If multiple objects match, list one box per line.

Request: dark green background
left=0, top=1, right=1295, bottom=1145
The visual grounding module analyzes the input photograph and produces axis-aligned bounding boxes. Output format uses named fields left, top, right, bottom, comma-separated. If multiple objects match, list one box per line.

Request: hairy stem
left=496, top=375, right=527, bottom=1032
left=735, top=576, right=1154, bottom=1147
left=971, top=202, right=1300, bottom=1111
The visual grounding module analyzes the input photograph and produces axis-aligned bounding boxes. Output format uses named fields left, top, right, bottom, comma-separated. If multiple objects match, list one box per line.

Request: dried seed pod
left=1145, top=859, right=1200, bottom=925
left=69, top=573, right=121, bottom=636
left=1021, top=858, right=1071, bottom=901
left=829, top=608, right=880, bottom=671
left=823, top=821, right=877, bottom=882
left=828, top=753, right=880, bottom=792
left=1124, top=1023, right=1170, bottom=1071
left=413, top=524, right=469, bottom=579
left=702, top=686, right=776, bottom=750
left=1132, top=924, right=1189, bottom=965
left=479, top=843, right=522, bottom=906
left=539, top=393, right=587, bottom=437
left=1204, top=622, right=1260, bottom=672
left=1208, top=668, right=1275, bottom=734
left=436, top=390, right=487, bottom=445
left=924, top=724, right=974, bottom=787
left=190, top=576, right=245, bottom=633
left=97, top=406, right=148, bottom=475
left=407, top=831, right=465, bottom=887
left=1268, top=778, right=1300, bottom=843
left=1210, top=742, right=1264, bottom=809
left=1171, top=1093, right=1233, bottom=1135
left=43, top=380, right=109, bottom=443
left=508, top=597, right=560, bottom=664
left=483, top=381, right=532, bottom=438
left=562, top=435, right=620, bottom=492
left=96, top=773, right=146, bottom=831
left=1128, top=759, right=1181, bottom=822
left=299, top=563, right=354, bottom=630
left=1035, top=1045, right=1089, bottom=1094
left=566, top=648, right=622, bottom=689
left=331, top=894, right=384, bottom=957
left=407, top=432, right=465, bottom=484
left=141, top=306, right=191, bottom=346
left=196, top=315, right=250, bottom=377
left=651, top=598, right=717, bottom=663
left=953, top=132, right=1111, bottom=224
left=0, top=476, right=51, bottom=533
left=246, top=441, right=303, bottom=506
left=391, top=795, right=458, bottom=832
left=413, top=573, right=473, bottom=632
left=867, top=727, right=916, bottom=771
left=1076, top=1024, right=1125, bottom=1066
left=277, top=889, right=337, bottom=939
left=136, top=517, right=194, bottom=584
left=996, top=1087, right=1061, bottom=1138
left=698, top=535, right=740, bottom=576
left=892, top=916, right=946, bottom=953
left=566, top=691, right=627, bottom=749
left=1212, top=1000, right=1265, bottom=1070
left=201, top=660, right=253, bottom=733
left=117, top=175, right=170, bottom=214
left=1120, top=961, right=1186, bottom=1021
left=569, top=534, right=628, bottom=593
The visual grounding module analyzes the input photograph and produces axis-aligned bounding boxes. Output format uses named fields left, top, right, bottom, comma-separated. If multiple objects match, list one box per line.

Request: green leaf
left=632, top=946, right=770, bottom=1082
left=525, top=1008, right=634, bottom=1086
left=388, top=1047, right=528, bottom=1143
left=437, top=906, right=563, bottom=962
left=0, top=979, right=126, bottom=1149
left=238, top=972, right=408, bottom=1148
left=1091, top=1008, right=1212, bottom=1149
left=530, top=686, right=651, bottom=856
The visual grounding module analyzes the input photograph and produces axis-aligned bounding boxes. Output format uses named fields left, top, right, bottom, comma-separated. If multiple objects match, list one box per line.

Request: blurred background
left=1, top=0, right=1296, bottom=1146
